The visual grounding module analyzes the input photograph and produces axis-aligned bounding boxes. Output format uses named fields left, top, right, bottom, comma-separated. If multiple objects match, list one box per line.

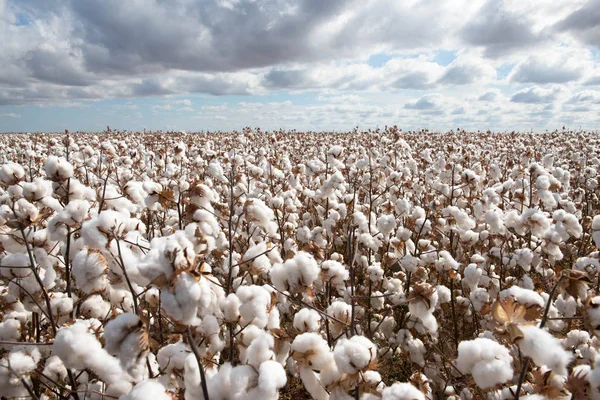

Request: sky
left=0, top=0, right=599, bottom=133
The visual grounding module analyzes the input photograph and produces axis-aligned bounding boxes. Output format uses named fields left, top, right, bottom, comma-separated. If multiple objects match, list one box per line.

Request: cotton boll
left=0, top=318, right=21, bottom=341
left=367, top=263, right=384, bottom=282
left=455, top=338, right=513, bottom=389
left=462, top=264, right=482, bottom=291
left=12, top=198, right=38, bottom=224
left=271, top=251, right=319, bottom=294
left=500, top=286, right=545, bottom=308
left=44, top=156, right=73, bottom=181
left=436, top=251, right=459, bottom=272
left=253, top=360, right=287, bottom=398
left=161, top=272, right=203, bottom=326
left=294, top=308, right=322, bottom=333
left=321, top=259, right=349, bottom=292
left=518, top=325, right=573, bottom=376
left=220, top=293, right=242, bottom=322
left=121, top=380, right=171, bottom=400
left=236, top=285, right=271, bottom=328
left=377, top=215, right=396, bottom=236
left=245, top=331, right=275, bottom=368
left=72, top=248, right=109, bottom=294
left=245, top=198, right=278, bottom=237
left=291, top=332, right=332, bottom=370
left=42, top=355, right=67, bottom=384
left=7, top=345, right=41, bottom=383
left=0, top=253, right=32, bottom=279
left=54, top=320, right=124, bottom=384
left=333, top=336, right=377, bottom=374
left=327, top=301, right=352, bottom=336
left=240, top=241, right=275, bottom=274
left=593, top=215, right=600, bottom=248
left=381, top=382, right=425, bottom=400
left=80, top=295, right=111, bottom=319
left=50, top=292, right=73, bottom=317
left=157, top=341, right=190, bottom=375
left=104, top=313, right=148, bottom=378
left=470, top=288, right=489, bottom=312
left=0, top=162, right=25, bottom=185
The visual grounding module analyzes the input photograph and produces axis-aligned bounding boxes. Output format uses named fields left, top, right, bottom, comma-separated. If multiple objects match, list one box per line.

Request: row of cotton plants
left=0, top=127, right=599, bottom=399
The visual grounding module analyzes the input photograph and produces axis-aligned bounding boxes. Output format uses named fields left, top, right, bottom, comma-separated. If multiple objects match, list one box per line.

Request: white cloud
left=0, top=112, right=20, bottom=117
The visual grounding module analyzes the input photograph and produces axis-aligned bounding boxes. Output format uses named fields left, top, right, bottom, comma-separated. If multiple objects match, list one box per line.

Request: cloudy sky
left=0, top=0, right=599, bottom=132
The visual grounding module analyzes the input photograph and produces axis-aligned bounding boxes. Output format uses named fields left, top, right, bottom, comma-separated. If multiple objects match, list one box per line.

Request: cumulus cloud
left=0, top=0, right=600, bottom=131
left=508, top=47, right=593, bottom=84
left=405, top=94, right=444, bottom=110
left=436, top=55, right=496, bottom=85
left=510, top=86, right=567, bottom=104
left=555, top=0, right=600, bottom=49
left=478, top=91, right=499, bottom=101
left=460, top=0, right=545, bottom=57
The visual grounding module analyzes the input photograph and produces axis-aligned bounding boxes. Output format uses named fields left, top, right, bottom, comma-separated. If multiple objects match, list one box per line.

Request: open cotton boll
left=7, top=345, right=41, bottom=383
left=517, top=325, right=573, bottom=376
left=220, top=293, right=241, bottom=322
left=104, top=313, right=148, bottom=378
left=44, top=156, right=73, bottom=181
left=294, top=308, right=322, bottom=332
left=161, top=272, right=203, bottom=326
left=50, top=292, right=73, bottom=317
left=54, top=320, right=124, bottom=384
left=500, top=286, right=545, bottom=308
left=248, top=360, right=287, bottom=399
left=236, top=285, right=271, bottom=328
left=0, top=253, right=32, bottom=279
left=72, top=248, right=109, bottom=294
left=381, top=382, right=425, bottom=400
left=291, top=332, right=332, bottom=370
left=240, top=241, right=275, bottom=274
left=271, top=251, right=319, bottom=294
left=0, top=318, right=21, bottom=341
left=245, top=331, right=275, bottom=368
left=320, top=259, right=349, bottom=292
left=377, top=214, right=396, bottom=236
left=42, top=355, right=67, bottom=384
left=327, top=301, right=352, bottom=336
left=333, top=336, right=377, bottom=374
left=455, top=338, right=513, bottom=389
left=470, top=288, right=490, bottom=312
left=186, top=354, right=221, bottom=400
left=80, top=294, right=111, bottom=319
left=81, top=210, right=125, bottom=249
left=367, top=263, right=384, bottom=282
left=592, top=215, right=600, bottom=248
left=244, top=198, right=278, bottom=236
left=157, top=341, right=190, bottom=376
left=121, top=379, right=171, bottom=400
left=0, top=162, right=25, bottom=185
left=13, top=198, right=38, bottom=223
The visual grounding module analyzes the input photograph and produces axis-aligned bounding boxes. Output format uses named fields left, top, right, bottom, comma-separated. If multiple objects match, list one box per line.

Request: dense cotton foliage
left=0, top=128, right=599, bottom=399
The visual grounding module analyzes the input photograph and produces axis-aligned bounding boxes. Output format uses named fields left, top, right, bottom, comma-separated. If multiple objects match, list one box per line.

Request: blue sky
left=0, top=0, right=599, bottom=132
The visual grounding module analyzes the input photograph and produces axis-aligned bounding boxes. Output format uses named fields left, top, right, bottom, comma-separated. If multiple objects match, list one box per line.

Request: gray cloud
left=555, top=0, right=600, bottom=49
left=509, top=57, right=583, bottom=84
left=405, top=95, right=442, bottom=110
left=460, top=0, right=544, bottom=57
left=510, top=86, right=561, bottom=103
left=478, top=92, right=498, bottom=101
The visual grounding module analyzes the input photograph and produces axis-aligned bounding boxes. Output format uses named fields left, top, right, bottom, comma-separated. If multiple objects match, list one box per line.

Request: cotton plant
left=0, top=130, right=600, bottom=398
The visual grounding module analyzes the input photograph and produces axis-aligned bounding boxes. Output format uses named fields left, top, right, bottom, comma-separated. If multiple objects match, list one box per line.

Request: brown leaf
left=565, top=370, right=590, bottom=400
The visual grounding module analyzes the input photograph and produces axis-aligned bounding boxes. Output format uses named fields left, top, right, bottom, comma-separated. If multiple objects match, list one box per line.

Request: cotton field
left=0, top=127, right=600, bottom=400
